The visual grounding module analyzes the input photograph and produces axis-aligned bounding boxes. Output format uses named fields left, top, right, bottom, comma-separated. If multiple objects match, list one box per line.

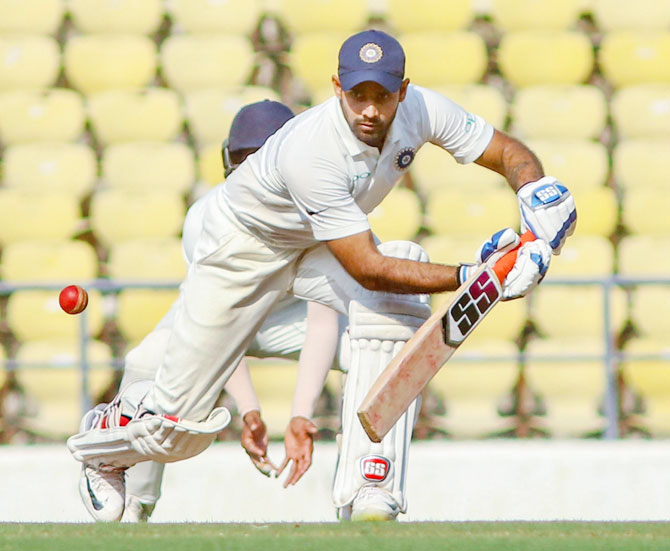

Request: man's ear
left=398, top=79, right=410, bottom=102
left=332, top=75, right=343, bottom=99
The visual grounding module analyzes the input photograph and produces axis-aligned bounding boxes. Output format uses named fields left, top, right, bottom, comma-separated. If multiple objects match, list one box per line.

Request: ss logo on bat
left=444, top=270, right=500, bottom=344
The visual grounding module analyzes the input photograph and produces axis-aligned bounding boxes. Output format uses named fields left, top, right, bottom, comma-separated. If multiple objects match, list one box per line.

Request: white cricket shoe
left=350, top=485, right=400, bottom=522
left=79, top=463, right=126, bottom=522
left=122, top=495, right=155, bottom=523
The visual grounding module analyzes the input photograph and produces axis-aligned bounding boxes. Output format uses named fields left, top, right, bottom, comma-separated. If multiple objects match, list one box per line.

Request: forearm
left=356, top=256, right=459, bottom=294
left=224, top=358, right=261, bottom=418
left=290, top=302, right=340, bottom=419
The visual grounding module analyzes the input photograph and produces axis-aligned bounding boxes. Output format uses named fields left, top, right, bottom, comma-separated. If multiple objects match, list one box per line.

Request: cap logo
left=394, top=147, right=416, bottom=170
left=359, top=43, right=383, bottom=64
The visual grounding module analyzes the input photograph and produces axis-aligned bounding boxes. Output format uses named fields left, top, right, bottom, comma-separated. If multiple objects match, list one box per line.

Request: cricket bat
left=357, top=231, right=535, bottom=443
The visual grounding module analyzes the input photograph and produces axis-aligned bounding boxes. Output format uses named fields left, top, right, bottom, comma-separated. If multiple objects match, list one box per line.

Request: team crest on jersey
left=360, top=455, right=391, bottom=482
left=394, top=147, right=416, bottom=170
left=359, top=43, right=383, bottom=63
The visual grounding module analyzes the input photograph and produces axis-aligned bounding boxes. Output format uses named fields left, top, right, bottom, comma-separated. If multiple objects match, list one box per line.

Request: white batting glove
left=517, top=176, right=576, bottom=255
left=457, top=228, right=520, bottom=285
left=501, top=239, right=551, bottom=300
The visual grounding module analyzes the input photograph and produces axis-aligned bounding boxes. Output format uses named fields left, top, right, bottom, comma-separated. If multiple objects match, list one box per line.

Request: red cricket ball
left=59, top=285, right=89, bottom=315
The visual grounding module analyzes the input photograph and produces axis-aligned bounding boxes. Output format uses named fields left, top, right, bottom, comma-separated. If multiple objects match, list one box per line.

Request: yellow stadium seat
left=247, top=358, right=299, bottom=437
left=0, top=0, right=64, bottom=34
left=0, top=88, right=86, bottom=145
left=183, top=86, right=280, bottom=146
left=531, top=285, right=627, bottom=340
left=568, top=186, right=618, bottom=238
left=411, top=143, right=506, bottom=196
left=368, top=187, right=422, bottom=242
left=0, top=34, right=60, bottom=91
left=272, top=0, right=368, bottom=34
left=169, top=0, right=262, bottom=34
left=13, top=339, right=115, bottom=437
left=6, top=289, right=105, bottom=342
left=622, top=189, right=670, bottom=236
left=598, top=31, right=670, bottom=88
left=89, top=189, right=185, bottom=247
left=619, top=235, right=670, bottom=277
left=0, top=190, right=81, bottom=245
left=160, top=34, right=254, bottom=94
left=87, top=87, right=183, bottom=146
left=0, top=239, right=98, bottom=282
left=630, top=287, right=670, bottom=340
left=289, top=32, right=350, bottom=96
left=525, top=139, right=609, bottom=191
left=2, top=143, right=96, bottom=199
left=400, top=32, right=488, bottom=87
left=433, top=84, right=508, bottom=129
left=621, top=337, right=670, bottom=436
left=64, top=34, right=157, bottom=95
left=426, top=187, right=519, bottom=237
left=610, top=84, right=670, bottom=139
left=101, top=142, right=194, bottom=194
left=524, top=337, right=607, bottom=437
left=68, top=0, right=164, bottom=34
left=491, top=0, right=584, bottom=31
left=429, top=339, right=520, bottom=438
left=497, top=31, right=594, bottom=88
left=196, top=142, right=225, bottom=188
left=613, top=139, right=670, bottom=191
left=384, top=0, right=473, bottom=32
left=543, top=235, right=614, bottom=279
left=107, top=237, right=184, bottom=343
left=592, top=0, right=670, bottom=31
left=511, top=85, right=607, bottom=140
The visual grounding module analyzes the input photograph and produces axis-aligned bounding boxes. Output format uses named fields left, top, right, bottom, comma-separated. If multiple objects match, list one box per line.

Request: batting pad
left=67, top=406, right=231, bottom=469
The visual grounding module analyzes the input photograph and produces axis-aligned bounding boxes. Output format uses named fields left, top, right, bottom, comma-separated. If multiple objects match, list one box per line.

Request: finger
left=250, top=456, right=273, bottom=477
left=283, top=460, right=300, bottom=488
left=275, top=456, right=291, bottom=477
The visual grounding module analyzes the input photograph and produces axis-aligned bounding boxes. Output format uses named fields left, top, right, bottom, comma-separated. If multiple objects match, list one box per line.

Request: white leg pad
left=333, top=241, right=431, bottom=512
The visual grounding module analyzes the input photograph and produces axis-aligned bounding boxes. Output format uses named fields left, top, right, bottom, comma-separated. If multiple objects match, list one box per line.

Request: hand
left=458, top=228, right=520, bottom=284
left=241, top=410, right=277, bottom=477
left=276, top=416, right=318, bottom=488
left=500, top=238, right=551, bottom=300
left=517, top=176, right=576, bottom=254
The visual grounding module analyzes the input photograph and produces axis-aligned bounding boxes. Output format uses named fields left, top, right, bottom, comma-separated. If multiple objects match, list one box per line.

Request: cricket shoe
left=122, top=495, right=155, bottom=523
left=79, top=462, right=126, bottom=522
left=349, top=485, right=400, bottom=522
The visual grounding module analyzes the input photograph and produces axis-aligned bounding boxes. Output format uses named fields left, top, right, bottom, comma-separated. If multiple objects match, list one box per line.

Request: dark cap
left=338, top=30, right=405, bottom=93
left=228, top=100, right=294, bottom=152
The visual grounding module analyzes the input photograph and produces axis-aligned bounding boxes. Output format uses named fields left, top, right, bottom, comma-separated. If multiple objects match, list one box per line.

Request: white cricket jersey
left=219, top=84, right=494, bottom=248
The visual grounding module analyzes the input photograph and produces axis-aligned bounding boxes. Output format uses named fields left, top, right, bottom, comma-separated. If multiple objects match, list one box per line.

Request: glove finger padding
left=501, top=239, right=551, bottom=300
left=459, top=228, right=521, bottom=285
left=517, top=176, right=576, bottom=255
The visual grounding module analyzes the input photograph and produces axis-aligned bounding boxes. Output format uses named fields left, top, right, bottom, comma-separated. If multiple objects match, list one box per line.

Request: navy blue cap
left=228, top=100, right=294, bottom=152
left=338, top=30, right=405, bottom=93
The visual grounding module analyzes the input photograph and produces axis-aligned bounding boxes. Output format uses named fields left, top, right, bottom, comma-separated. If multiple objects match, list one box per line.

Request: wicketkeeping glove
left=517, top=176, right=576, bottom=254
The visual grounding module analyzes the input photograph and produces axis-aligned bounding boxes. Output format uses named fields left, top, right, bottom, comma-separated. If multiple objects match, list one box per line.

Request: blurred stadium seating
left=1, top=0, right=669, bottom=442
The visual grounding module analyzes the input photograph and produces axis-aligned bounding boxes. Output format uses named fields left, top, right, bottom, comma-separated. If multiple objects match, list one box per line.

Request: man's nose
left=361, top=102, right=380, bottom=119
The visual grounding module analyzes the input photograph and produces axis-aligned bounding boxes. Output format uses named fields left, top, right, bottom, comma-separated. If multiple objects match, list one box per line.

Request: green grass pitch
left=2, top=522, right=670, bottom=551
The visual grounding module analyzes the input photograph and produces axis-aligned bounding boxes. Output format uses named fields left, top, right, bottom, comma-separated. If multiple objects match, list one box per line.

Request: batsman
left=68, top=29, right=575, bottom=522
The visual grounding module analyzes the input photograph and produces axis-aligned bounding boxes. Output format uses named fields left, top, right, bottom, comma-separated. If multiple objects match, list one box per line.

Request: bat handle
left=492, top=230, right=536, bottom=284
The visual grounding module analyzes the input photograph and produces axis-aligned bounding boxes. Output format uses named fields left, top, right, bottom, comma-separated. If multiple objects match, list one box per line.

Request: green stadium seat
left=511, top=85, right=607, bottom=140
left=543, top=235, right=615, bottom=279
left=0, top=88, right=86, bottom=145
left=630, top=287, right=670, bottom=340
left=610, top=84, right=670, bottom=139
left=247, top=358, right=299, bottom=437
left=525, top=139, right=609, bottom=190
left=64, top=34, right=157, bottom=95
left=491, top=0, right=584, bottom=30
left=400, top=31, right=488, bottom=87
left=618, top=235, right=670, bottom=277
left=101, top=142, right=195, bottom=194
left=564, top=185, right=617, bottom=238
left=384, top=0, right=473, bottom=33
left=160, top=34, right=254, bottom=93
left=524, top=337, right=607, bottom=438
left=68, top=0, right=163, bottom=34
left=368, top=187, right=422, bottom=243
left=0, top=34, right=61, bottom=91
left=433, top=84, right=508, bottom=129
left=196, top=142, right=226, bottom=188
left=613, top=139, right=670, bottom=190
left=87, top=87, right=184, bottom=146
left=622, top=189, right=670, bottom=236
left=0, top=0, right=64, bottom=34
left=2, top=143, right=97, bottom=199
left=497, top=30, right=594, bottom=88
left=289, top=32, right=350, bottom=96
left=598, top=31, right=670, bottom=88
left=169, top=0, right=262, bottom=35
left=272, top=0, right=368, bottom=35
left=89, top=188, right=185, bottom=247
left=0, top=189, right=81, bottom=245
left=592, top=0, right=670, bottom=31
